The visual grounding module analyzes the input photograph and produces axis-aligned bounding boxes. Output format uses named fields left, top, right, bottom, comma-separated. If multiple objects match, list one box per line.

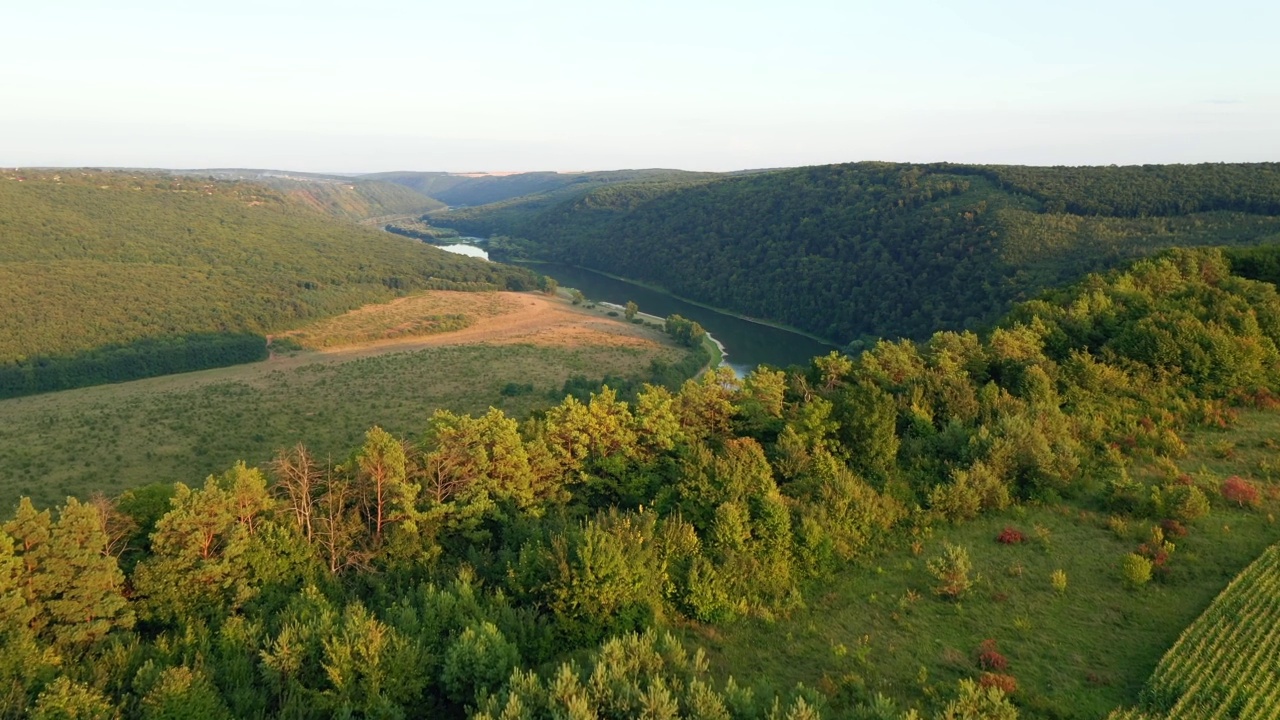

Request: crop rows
left=1111, top=545, right=1280, bottom=719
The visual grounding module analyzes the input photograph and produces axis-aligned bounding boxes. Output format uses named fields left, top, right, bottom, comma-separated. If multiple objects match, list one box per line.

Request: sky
left=2, top=0, right=1277, bottom=173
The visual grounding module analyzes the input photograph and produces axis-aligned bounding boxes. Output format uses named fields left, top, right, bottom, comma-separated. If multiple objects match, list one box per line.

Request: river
left=433, top=243, right=837, bottom=373
left=512, top=261, right=836, bottom=375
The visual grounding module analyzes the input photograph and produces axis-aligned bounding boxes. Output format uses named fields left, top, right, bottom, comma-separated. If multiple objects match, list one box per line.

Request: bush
left=1222, top=476, right=1261, bottom=508
left=500, top=382, right=534, bottom=397
left=979, top=672, right=1018, bottom=695
left=1123, top=553, right=1153, bottom=589
left=996, top=527, right=1026, bottom=545
left=1173, top=485, right=1211, bottom=523
left=976, top=638, right=1008, bottom=671
left=1050, top=569, right=1068, bottom=594
left=928, top=543, right=974, bottom=600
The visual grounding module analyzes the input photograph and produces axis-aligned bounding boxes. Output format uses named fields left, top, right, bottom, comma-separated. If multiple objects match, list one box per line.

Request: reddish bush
left=1222, top=476, right=1261, bottom=508
left=1138, top=543, right=1170, bottom=569
left=1160, top=518, right=1188, bottom=538
left=1175, top=474, right=1195, bottom=486
left=979, top=672, right=1018, bottom=695
left=976, top=639, right=1008, bottom=671
left=996, top=527, right=1026, bottom=545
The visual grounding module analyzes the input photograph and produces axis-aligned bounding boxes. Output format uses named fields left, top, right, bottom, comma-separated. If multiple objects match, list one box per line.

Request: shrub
left=1033, top=524, right=1052, bottom=547
left=996, top=527, right=1026, bottom=545
left=1222, top=476, right=1261, bottom=508
left=1050, top=569, right=1068, bottom=594
left=978, top=672, right=1018, bottom=695
left=500, top=382, right=535, bottom=397
left=1159, top=518, right=1188, bottom=538
left=976, top=638, right=1008, bottom=671
left=1123, top=553, right=1153, bottom=589
left=1172, top=485, right=1211, bottom=523
left=1106, top=515, right=1130, bottom=540
left=928, top=543, right=974, bottom=600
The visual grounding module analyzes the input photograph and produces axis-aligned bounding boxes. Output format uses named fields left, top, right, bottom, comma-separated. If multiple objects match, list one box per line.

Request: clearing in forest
left=279, top=290, right=670, bottom=353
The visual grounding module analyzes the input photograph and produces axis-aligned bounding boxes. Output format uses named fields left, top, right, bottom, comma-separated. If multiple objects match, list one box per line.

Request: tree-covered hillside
left=169, top=170, right=445, bottom=220
left=259, top=178, right=444, bottom=221
left=3, top=248, right=1280, bottom=718
left=368, top=168, right=717, bottom=208
left=0, top=170, right=534, bottom=395
left=434, top=162, right=1280, bottom=345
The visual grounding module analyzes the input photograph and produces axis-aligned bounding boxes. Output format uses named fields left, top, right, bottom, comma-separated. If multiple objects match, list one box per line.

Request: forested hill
left=366, top=168, right=717, bottom=208
left=434, top=162, right=1280, bottom=345
left=169, top=170, right=445, bottom=220
left=256, top=177, right=444, bottom=221
left=0, top=170, right=534, bottom=396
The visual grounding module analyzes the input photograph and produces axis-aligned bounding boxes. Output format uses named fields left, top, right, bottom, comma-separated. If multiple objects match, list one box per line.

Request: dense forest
left=3, top=247, right=1279, bottom=718
left=433, top=162, right=1280, bottom=346
left=163, top=170, right=445, bottom=221
left=0, top=170, right=535, bottom=395
left=366, top=169, right=716, bottom=209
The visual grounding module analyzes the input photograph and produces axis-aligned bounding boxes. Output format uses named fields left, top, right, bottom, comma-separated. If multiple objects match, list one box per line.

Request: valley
left=5, top=165, right=1280, bottom=720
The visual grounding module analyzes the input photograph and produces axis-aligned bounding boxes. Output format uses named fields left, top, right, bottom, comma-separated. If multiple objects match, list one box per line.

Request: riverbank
left=514, top=259, right=840, bottom=348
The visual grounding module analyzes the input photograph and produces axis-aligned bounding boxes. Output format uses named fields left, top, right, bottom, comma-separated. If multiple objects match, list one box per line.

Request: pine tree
left=37, top=498, right=134, bottom=647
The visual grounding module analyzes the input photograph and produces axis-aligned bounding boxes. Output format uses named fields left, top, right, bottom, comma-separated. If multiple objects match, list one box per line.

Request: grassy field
left=0, top=292, right=686, bottom=509
left=679, top=411, right=1280, bottom=719
left=280, top=291, right=518, bottom=349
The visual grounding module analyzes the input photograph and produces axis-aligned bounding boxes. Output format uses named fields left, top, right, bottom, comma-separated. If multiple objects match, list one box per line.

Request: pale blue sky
left=2, top=0, right=1276, bottom=172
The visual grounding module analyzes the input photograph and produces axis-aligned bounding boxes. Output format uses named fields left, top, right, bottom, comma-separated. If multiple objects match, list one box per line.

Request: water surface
left=514, top=262, right=836, bottom=374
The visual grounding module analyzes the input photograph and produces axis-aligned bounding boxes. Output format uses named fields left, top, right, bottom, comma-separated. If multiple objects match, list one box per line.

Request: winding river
left=436, top=242, right=837, bottom=373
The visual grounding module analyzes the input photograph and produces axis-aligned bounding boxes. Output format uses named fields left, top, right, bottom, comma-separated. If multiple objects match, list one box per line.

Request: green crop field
left=1110, top=543, right=1280, bottom=718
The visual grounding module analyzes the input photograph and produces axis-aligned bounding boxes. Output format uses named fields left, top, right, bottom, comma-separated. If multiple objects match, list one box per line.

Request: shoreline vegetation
left=513, top=258, right=841, bottom=348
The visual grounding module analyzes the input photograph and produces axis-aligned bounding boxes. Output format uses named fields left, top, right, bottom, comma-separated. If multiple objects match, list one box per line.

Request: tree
left=133, top=465, right=277, bottom=622
left=138, top=666, right=232, bottom=720
left=441, top=621, right=520, bottom=706
left=625, top=300, right=639, bottom=321
left=355, top=426, right=416, bottom=545
left=927, top=543, right=974, bottom=600
left=321, top=603, right=424, bottom=717
left=271, top=444, right=320, bottom=542
left=32, top=677, right=115, bottom=720
left=2, top=498, right=50, bottom=634
left=36, top=498, right=134, bottom=647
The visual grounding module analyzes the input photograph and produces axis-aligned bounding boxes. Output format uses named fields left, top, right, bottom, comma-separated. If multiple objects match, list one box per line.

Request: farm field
left=0, top=291, right=687, bottom=509
left=1110, top=544, right=1280, bottom=719
left=680, top=411, right=1280, bottom=719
